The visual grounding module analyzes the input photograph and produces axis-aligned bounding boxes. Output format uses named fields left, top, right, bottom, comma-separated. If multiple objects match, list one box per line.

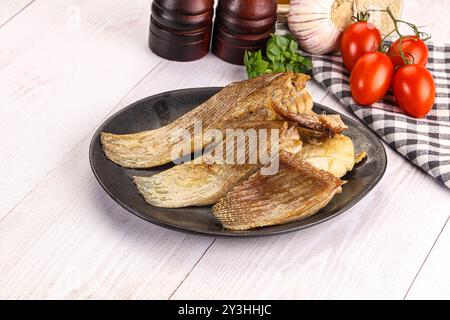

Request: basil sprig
left=244, top=34, right=312, bottom=78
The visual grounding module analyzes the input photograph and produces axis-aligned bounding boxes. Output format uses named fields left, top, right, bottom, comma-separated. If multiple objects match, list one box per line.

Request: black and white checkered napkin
left=309, top=44, right=450, bottom=189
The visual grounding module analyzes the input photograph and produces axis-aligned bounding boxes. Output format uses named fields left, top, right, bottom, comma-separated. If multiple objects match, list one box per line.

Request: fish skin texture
left=212, top=152, right=343, bottom=230
left=133, top=122, right=302, bottom=208
left=101, top=73, right=312, bottom=169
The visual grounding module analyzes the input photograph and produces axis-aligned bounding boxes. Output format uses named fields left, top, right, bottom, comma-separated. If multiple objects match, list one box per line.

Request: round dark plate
left=90, top=87, right=387, bottom=237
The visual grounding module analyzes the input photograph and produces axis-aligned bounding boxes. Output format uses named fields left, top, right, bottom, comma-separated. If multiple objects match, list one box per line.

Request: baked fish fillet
left=133, top=122, right=302, bottom=208
left=212, top=152, right=343, bottom=230
left=297, top=134, right=356, bottom=178
left=101, top=72, right=312, bottom=168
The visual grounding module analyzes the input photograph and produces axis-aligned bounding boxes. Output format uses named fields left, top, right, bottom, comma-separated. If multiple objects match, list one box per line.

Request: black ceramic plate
left=90, top=87, right=387, bottom=237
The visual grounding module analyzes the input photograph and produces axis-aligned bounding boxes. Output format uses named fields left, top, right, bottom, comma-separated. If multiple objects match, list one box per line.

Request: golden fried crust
left=297, top=134, right=356, bottom=178
left=355, top=151, right=367, bottom=164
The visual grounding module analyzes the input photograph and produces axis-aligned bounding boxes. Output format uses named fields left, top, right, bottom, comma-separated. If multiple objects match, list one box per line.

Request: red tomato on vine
left=388, top=36, right=429, bottom=68
left=341, top=12, right=382, bottom=72
left=392, top=65, right=435, bottom=118
left=350, top=52, right=394, bottom=106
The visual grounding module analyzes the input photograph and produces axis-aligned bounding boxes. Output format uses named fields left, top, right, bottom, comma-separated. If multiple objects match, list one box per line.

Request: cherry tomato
left=388, top=36, right=429, bottom=68
left=392, top=65, right=435, bottom=118
left=350, top=52, right=394, bottom=106
left=341, top=21, right=382, bottom=72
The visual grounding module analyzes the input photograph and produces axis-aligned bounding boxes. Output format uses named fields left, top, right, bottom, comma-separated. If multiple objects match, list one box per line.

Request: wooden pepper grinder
left=213, top=0, right=277, bottom=65
left=149, top=0, right=214, bottom=61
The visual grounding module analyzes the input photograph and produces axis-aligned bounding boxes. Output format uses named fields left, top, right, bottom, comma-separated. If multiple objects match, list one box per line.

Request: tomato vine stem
left=368, top=6, right=431, bottom=65
left=351, top=10, right=370, bottom=23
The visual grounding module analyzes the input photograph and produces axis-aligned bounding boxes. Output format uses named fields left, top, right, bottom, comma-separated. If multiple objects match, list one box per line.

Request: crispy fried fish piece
left=101, top=73, right=312, bottom=168
left=297, top=134, right=356, bottom=178
left=212, top=152, right=343, bottom=230
left=133, top=122, right=302, bottom=208
left=271, top=100, right=348, bottom=137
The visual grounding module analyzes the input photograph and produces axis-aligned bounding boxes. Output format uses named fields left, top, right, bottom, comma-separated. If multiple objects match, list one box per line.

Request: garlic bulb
left=288, top=0, right=354, bottom=55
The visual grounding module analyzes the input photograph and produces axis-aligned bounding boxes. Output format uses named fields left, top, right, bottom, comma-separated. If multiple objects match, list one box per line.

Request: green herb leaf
left=302, top=58, right=313, bottom=69
left=256, top=50, right=263, bottom=60
left=274, top=34, right=289, bottom=49
left=289, top=39, right=298, bottom=52
left=244, top=51, right=250, bottom=65
left=267, top=45, right=281, bottom=57
left=243, top=34, right=312, bottom=78
left=266, top=50, right=277, bottom=63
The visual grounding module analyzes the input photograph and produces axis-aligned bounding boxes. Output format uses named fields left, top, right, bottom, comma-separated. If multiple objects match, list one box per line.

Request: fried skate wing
left=212, top=153, right=343, bottom=230
left=133, top=122, right=302, bottom=208
left=134, top=164, right=255, bottom=208
left=101, top=73, right=312, bottom=169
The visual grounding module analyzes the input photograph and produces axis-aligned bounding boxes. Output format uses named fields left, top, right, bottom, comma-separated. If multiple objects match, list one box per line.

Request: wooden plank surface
left=406, top=217, right=450, bottom=300
left=0, top=0, right=162, bottom=220
left=0, top=0, right=34, bottom=27
left=0, top=52, right=327, bottom=299
left=0, top=0, right=449, bottom=299
left=400, top=0, right=450, bottom=44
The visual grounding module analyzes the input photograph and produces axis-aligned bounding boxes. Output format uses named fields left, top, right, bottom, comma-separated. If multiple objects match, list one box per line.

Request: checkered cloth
left=309, top=44, right=450, bottom=189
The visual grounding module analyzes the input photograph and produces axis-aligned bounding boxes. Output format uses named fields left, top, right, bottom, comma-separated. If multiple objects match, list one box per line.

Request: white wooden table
left=0, top=0, right=449, bottom=300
